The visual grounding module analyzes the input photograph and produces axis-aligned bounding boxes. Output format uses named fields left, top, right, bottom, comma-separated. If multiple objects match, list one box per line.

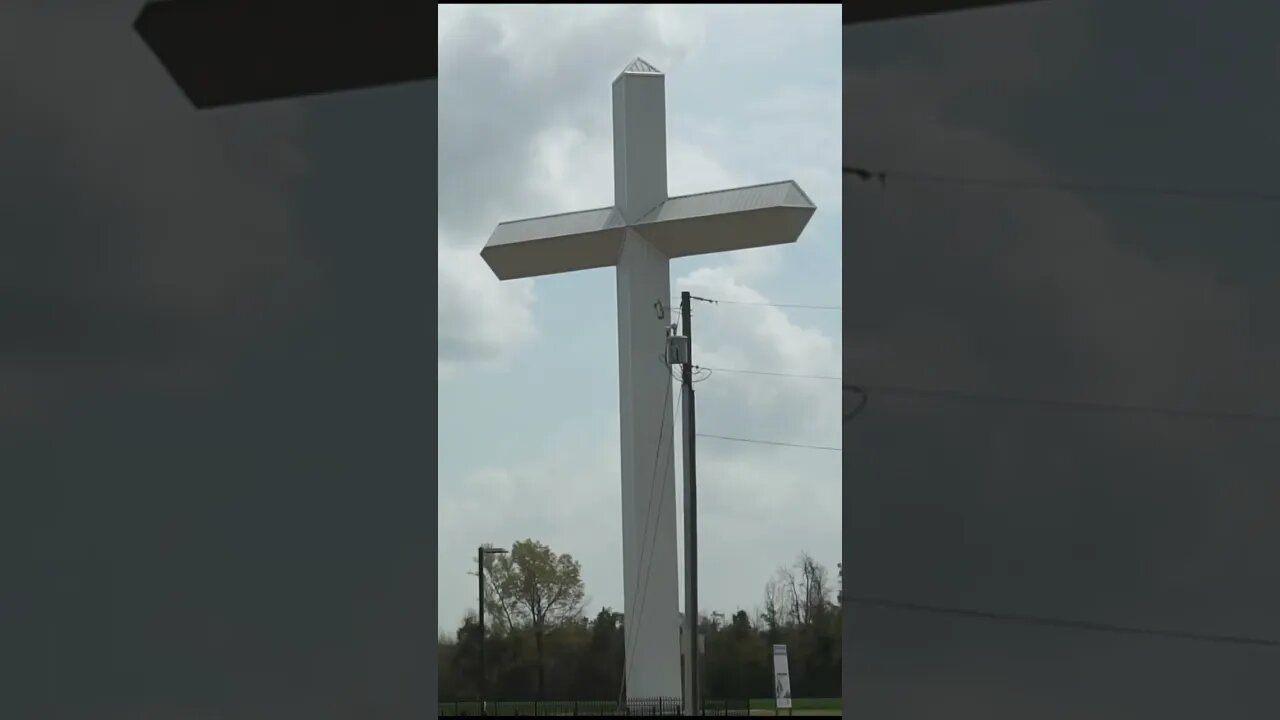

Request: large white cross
left=480, top=58, right=816, bottom=701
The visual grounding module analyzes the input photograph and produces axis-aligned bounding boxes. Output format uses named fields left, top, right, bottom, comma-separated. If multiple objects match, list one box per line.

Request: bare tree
left=762, top=575, right=786, bottom=631
left=763, top=552, right=834, bottom=629
left=781, top=567, right=803, bottom=626
left=796, top=552, right=832, bottom=625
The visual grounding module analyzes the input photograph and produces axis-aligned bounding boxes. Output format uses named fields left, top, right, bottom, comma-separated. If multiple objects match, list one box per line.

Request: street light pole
left=477, top=545, right=508, bottom=716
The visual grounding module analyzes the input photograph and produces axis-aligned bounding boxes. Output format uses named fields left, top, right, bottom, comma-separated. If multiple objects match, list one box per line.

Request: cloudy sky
left=843, top=1, right=1280, bottom=717
left=437, top=5, right=842, bottom=634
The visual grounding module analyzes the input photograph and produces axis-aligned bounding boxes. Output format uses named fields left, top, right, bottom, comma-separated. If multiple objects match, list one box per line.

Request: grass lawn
left=439, top=699, right=681, bottom=715
left=747, top=697, right=842, bottom=716
left=749, top=697, right=841, bottom=711
left=438, top=698, right=842, bottom=716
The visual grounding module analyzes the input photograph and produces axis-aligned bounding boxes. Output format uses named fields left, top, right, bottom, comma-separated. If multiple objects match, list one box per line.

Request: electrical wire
left=691, top=362, right=1280, bottom=425
left=673, top=296, right=842, bottom=311
left=696, top=433, right=841, bottom=453
left=846, top=595, right=1280, bottom=648
left=617, top=379, right=683, bottom=705
left=845, top=165, right=1280, bottom=204
left=693, top=366, right=1280, bottom=425
left=697, top=366, right=840, bottom=381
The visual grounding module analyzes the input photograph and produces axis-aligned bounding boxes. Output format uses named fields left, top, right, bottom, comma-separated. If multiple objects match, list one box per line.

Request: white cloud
left=437, top=243, right=537, bottom=373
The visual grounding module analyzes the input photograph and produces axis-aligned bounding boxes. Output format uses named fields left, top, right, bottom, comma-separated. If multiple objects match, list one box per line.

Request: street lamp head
left=481, top=547, right=508, bottom=555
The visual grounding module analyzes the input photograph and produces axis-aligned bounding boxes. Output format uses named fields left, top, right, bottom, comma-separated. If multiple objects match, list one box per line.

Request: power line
left=690, top=366, right=856, bottom=440
left=618, top=377, right=682, bottom=705
left=695, top=367, right=1280, bottom=425
left=697, top=366, right=840, bottom=381
left=844, top=165, right=1280, bottom=204
left=674, top=296, right=841, bottom=311
left=846, top=595, right=1280, bottom=649
left=707, top=299, right=842, bottom=311
left=696, top=433, right=841, bottom=453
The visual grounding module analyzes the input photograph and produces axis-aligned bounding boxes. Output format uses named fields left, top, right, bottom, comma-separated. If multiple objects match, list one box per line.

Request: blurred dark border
left=843, top=0, right=1046, bottom=25
left=134, top=0, right=436, bottom=108
left=842, top=0, right=1046, bottom=713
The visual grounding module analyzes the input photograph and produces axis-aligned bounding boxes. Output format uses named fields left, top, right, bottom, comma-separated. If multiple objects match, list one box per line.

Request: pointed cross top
left=618, top=57, right=661, bottom=78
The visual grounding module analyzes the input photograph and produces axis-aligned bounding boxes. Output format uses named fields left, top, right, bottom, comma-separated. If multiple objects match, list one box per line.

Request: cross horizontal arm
left=479, top=180, right=816, bottom=281
left=633, top=180, right=816, bottom=260
left=480, top=207, right=626, bottom=281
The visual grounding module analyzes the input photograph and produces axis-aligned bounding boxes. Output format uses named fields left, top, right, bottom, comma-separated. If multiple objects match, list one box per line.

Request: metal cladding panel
left=637, top=180, right=814, bottom=223
left=620, top=57, right=662, bottom=76
left=485, top=206, right=623, bottom=247
left=612, top=66, right=667, bottom=223
left=481, top=207, right=626, bottom=280
left=638, top=205, right=815, bottom=260
left=634, top=181, right=816, bottom=259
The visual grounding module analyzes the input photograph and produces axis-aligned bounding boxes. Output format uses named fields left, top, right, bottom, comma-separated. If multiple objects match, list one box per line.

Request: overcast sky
left=437, top=4, right=842, bottom=634
left=843, top=1, right=1280, bottom=717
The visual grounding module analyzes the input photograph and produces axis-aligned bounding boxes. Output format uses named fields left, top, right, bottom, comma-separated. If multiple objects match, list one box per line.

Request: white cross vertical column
left=613, top=59, right=682, bottom=701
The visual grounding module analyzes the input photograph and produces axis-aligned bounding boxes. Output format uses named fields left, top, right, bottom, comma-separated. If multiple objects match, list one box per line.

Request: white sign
left=772, top=644, right=793, bottom=710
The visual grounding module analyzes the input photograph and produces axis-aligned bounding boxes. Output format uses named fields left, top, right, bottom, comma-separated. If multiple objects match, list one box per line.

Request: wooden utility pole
left=680, top=291, right=699, bottom=716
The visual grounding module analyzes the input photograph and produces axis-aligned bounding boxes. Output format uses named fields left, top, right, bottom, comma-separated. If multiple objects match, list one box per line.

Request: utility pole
left=679, top=291, right=699, bottom=716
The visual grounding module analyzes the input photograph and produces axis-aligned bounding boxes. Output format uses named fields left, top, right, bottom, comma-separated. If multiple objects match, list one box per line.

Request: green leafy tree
left=486, top=539, right=587, bottom=699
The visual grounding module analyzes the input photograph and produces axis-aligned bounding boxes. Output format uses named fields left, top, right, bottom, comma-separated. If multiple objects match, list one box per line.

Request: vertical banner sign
left=772, top=644, right=793, bottom=710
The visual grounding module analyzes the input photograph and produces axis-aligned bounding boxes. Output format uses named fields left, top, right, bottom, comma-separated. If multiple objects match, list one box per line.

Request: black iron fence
left=437, top=697, right=749, bottom=716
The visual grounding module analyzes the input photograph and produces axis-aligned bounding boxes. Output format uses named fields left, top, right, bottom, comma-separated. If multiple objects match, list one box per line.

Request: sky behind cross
left=437, top=4, right=843, bottom=634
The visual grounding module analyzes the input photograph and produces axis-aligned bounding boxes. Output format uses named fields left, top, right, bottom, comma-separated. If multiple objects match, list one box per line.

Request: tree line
left=439, top=539, right=841, bottom=702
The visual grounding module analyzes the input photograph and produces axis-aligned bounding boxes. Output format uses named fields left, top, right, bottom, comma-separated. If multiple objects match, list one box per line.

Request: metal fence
left=437, top=697, right=750, bottom=716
